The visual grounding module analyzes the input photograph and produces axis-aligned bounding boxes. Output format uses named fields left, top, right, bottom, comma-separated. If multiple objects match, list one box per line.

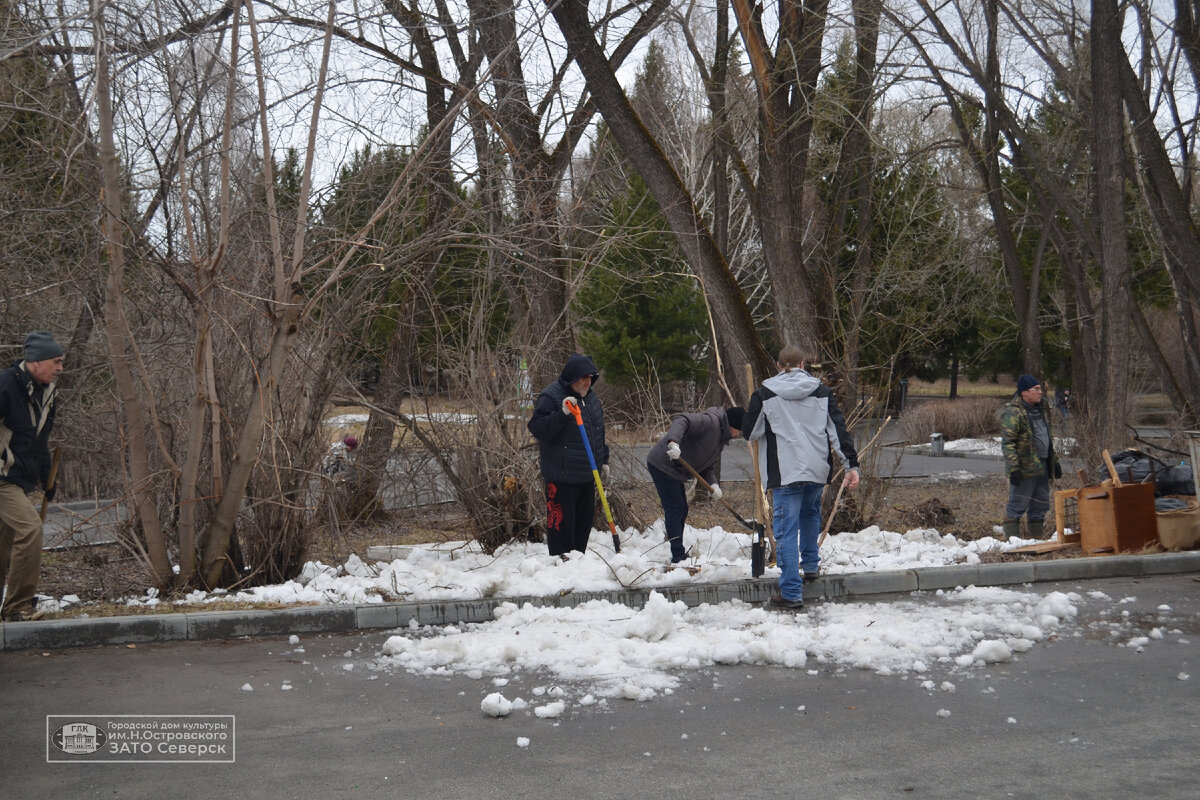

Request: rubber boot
left=1027, top=518, right=1046, bottom=539
left=1001, top=518, right=1022, bottom=540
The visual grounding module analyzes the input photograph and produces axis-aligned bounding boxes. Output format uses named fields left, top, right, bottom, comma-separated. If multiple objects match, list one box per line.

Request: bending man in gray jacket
left=646, top=406, right=744, bottom=563
left=743, top=346, right=859, bottom=610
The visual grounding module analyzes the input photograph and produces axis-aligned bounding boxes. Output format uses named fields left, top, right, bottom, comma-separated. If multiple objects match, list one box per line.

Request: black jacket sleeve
left=741, top=390, right=765, bottom=440
left=528, top=392, right=567, bottom=442
left=825, top=392, right=859, bottom=470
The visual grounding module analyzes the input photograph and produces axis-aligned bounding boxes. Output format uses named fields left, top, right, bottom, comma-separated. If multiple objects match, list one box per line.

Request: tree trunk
left=201, top=0, right=336, bottom=587
left=985, top=0, right=1041, bottom=374
left=730, top=0, right=833, bottom=358
left=472, top=0, right=574, bottom=386
left=546, top=0, right=773, bottom=393
left=832, top=0, right=881, bottom=403
left=1089, top=0, right=1135, bottom=446
left=93, top=4, right=172, bottom=588
left=1116, top=46, right=1200, bottom=425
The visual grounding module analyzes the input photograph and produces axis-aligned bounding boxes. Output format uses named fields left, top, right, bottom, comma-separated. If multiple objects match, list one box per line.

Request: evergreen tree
left=575, top=170, right=709, bottom=387
left=572, top=41, right=709, bottom=388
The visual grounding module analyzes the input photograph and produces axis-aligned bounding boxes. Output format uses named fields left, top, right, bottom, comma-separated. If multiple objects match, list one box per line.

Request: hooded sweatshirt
left=645, top=407, right=732, bottom=485
left=742, top=369, right=858, bottom=488
left=527, top=354, right=607, bottom=484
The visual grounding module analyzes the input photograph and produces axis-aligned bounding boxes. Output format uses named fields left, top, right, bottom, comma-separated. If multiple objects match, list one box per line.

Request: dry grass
left=906, top=377, right=1016, bottom=399
left=897, top=398, right=1003, bottom=443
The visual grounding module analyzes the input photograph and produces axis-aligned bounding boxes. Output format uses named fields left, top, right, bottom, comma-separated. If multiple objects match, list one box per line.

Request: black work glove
left=1009, top=471, right=1022, bottom=487
left=43, top=484, right=57, bottom=503
left=1052, top=463, right=1062, bottom=480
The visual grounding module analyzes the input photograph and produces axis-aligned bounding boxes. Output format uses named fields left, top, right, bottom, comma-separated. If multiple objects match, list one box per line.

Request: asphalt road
left=618, top=440, right=1007, bottom=483
left=3, top=573, right=1196, bottom=799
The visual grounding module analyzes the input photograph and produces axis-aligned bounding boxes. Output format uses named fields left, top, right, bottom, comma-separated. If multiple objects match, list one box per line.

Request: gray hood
left=763, top=369, right=821, bottom=400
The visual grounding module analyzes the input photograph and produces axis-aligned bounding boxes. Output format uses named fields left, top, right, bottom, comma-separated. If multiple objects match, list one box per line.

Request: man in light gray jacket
left=743, top=346, right=859, bottom=609
left=646, top=406, right=744, bottom=563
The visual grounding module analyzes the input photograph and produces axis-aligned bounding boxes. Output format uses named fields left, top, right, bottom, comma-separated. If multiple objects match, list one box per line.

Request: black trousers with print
left=543, top=480, right=594, bottom=556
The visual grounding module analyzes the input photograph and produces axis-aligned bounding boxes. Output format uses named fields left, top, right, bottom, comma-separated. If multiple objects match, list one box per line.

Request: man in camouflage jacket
left=1000, top=374, right=1061, bottom=539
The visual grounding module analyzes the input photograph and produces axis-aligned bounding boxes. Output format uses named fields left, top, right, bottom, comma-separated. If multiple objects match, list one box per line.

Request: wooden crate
left=1053, top=490, right=1082, bottom=544
left=1076, top=481, right=1158, bottom=554
left=1009, top=490, right=1083, bottom=554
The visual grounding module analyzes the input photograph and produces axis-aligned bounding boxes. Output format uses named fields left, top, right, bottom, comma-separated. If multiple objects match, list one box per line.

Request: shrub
left=898, top=398, right=1002, bottom=442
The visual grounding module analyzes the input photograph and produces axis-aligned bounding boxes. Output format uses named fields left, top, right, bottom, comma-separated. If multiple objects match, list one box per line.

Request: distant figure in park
left=527, top=354, right=608, bottom=558
left=646, top=406, right=745, bottom=563
left=743, top=345, right=859, bottom=611
left=1001, top=375, right=1062, bottom=540
left=1055, top=387, right=1071, bottom=420
left=0, top=331, right=65, bottom=621
left=323, top=435, right=359, bottom=476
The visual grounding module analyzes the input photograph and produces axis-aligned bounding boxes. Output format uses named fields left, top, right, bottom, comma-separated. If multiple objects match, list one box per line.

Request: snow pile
left=943, top=437, right=1003, bottom=456
left=480, top=692, right=513, bottom=717
left=375, top=586, right=1080, bottom=702
left=106, top=521, right=1046, bottom=612
left=820, top=526, right=1017, bottom=572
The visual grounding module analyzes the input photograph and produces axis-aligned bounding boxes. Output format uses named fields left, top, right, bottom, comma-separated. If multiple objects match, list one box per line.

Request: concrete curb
left=4, top=552, right=1198, bottom=651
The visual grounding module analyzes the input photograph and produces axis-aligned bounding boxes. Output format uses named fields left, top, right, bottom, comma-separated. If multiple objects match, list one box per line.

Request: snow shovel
left=566, top=402, right=621, bottom=553
left=675, top=456, right=766, bottom=577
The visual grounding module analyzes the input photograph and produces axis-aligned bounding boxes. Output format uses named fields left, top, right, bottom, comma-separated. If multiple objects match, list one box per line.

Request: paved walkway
left=4, top=551, right=1197, bottom=652
left=6, top=573, right=1196, bottom=798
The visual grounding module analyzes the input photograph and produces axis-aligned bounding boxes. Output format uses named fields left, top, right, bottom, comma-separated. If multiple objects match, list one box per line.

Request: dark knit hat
left=725, top=406, right=745, bottom=431
left=24, top=331, right=63, bottom=362
left=1016, top=374, right=1041, bottom=393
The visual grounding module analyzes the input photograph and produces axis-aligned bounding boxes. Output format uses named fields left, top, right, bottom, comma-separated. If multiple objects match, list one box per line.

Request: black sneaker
left=768, top=593, right=804, bottom=610
left=803, top=570, right=820, bottom=580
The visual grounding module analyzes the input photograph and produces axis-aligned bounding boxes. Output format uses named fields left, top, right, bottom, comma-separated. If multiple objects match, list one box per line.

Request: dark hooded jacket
left=527, top=354, right=607, bottom=484
left=646, top=407, right=732, bottom=485
left=0, top=360, right=57, bottom=492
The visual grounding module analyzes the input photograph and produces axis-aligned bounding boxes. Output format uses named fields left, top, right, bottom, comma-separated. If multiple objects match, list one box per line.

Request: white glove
left=666, top=441, right=681, bottom=460
left=561, top=396, right=579, bottom=416
left=710, top=483, right=722, bottom=501
left=601, top=464, right=610, bottom=482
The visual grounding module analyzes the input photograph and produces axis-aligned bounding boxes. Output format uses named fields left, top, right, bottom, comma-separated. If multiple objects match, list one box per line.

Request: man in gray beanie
left=0, top=331, right=64, bottom=620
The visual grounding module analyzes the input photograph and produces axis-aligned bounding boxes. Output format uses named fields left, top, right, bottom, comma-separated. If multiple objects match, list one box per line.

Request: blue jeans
left=649, top=464, right=689, bottom=561
left=772, top=482, right=824, bottom=601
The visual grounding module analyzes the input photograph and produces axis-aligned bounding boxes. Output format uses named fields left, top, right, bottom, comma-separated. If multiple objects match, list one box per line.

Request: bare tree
left=545, top=0, right=772, bottom=393
left=727, top=0, right=833, bottom=359
left=1088, top=0, right=1136, bottom=443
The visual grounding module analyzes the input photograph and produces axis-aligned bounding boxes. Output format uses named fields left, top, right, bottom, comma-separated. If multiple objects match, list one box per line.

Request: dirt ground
left=33, top=471, right=1072, bottom=613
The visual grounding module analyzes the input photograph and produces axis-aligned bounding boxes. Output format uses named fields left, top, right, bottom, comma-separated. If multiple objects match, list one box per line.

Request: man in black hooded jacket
left=1, top=331, right=64, bottom=620
left=527, top=354, right=608, bottom=557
